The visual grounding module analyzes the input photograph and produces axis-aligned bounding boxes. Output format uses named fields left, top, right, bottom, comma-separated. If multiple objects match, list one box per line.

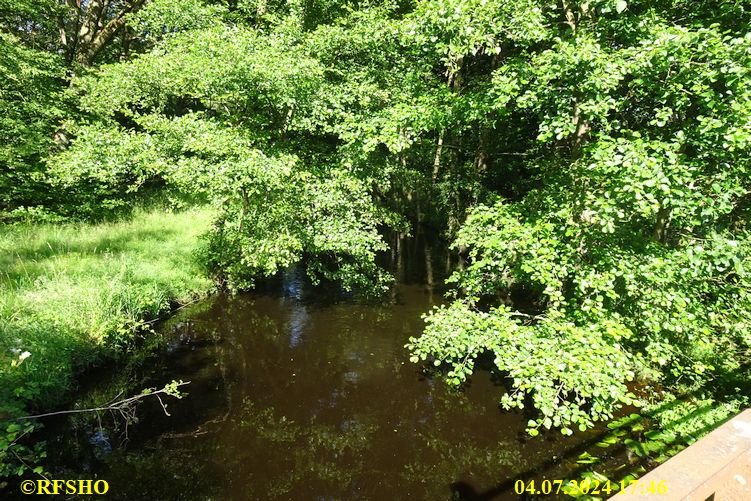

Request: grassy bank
left=0, top=208, right=214, bottom=420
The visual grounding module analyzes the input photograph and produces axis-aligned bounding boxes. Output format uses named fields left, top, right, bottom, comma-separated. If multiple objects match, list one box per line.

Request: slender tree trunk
left=560, top=2, right=592, bottom=155
left=239, top=188, right=249, bottom=233
left=396, top=234, right=405, bottom=283
left=121, top=26, right=131, bottom=61
left=571, top=101, right=591, bottom=154
left=475, top=127, right=490, bottom=175
left=653, top=206, right=670, bottom=243
left=432, top=132, right=444, bottom=182
left=57, top=15, right=68, bottom=49
left=561, top=0, right=578, bottom=34
left=425, top=245, right=433, bottom=287
left=474, top=54, right=500, bottom=177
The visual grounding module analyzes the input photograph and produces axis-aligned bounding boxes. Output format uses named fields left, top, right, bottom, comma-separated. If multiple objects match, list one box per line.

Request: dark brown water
left=40, top=234, right=637, bottom=500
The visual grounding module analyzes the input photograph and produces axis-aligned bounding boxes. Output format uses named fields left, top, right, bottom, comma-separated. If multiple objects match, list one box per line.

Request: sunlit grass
left=0, top=208, right=214, bottom=411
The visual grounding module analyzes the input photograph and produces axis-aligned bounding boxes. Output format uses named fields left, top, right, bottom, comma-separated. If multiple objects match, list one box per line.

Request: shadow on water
left=35, top=230, right=659, bottom=500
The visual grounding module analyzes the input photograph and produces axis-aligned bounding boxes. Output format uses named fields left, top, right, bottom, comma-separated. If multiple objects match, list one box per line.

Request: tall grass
left=0, top=208, right=214, bottom=413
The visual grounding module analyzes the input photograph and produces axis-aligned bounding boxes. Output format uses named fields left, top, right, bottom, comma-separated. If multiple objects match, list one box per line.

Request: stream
left=40, top=232, right=638, bottom=500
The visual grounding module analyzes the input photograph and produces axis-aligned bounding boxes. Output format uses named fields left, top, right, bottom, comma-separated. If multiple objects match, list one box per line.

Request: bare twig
left=16, top=382, right=190, bottom=421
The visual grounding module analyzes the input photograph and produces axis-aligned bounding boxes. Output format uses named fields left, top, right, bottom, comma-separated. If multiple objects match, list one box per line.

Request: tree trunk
left=571, top=101, right=591, bottom=154
left=561, top=0, right=578, bottom=34
left=475, top=127, right=490, bottom=175
left=121, top=25, right=132, bottom=61
left=74, top=0, right=147, bottom=66
left=432, top=131, right=444, bottom=182
left=653, top=206, right=670, bottom=243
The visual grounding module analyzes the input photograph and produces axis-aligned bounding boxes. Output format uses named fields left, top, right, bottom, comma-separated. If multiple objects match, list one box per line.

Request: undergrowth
left=0, top=208, right=213, bottom=479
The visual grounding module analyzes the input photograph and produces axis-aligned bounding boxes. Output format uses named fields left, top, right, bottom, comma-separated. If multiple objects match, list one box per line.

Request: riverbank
left=0, top=208, right=214, bottom=424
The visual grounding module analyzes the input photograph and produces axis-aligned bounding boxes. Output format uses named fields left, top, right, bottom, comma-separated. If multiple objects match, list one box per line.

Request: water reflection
left=41, top=233, right=619, bottom=500
left=287, top=306, right=309, bottom=348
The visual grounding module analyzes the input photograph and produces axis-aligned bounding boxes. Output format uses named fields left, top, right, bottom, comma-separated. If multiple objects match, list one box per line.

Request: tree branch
left=16, top=381, right=189, bottom=421
left=75, top=0, right=147, bottom=66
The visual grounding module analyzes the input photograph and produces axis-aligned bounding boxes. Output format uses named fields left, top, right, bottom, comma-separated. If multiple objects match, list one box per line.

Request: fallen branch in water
left=16, top=380, right=190, bottom=423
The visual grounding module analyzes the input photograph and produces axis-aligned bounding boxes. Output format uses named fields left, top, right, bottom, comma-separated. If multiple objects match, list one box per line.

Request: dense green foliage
left=2, top=0, right=751, bottom=486
left=0, top=32, right=65, bottom=219
left=408, top=2, right=751, bottom=435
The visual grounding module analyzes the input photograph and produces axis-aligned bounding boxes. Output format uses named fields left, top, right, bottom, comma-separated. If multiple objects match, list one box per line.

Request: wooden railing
left=610, top=408, right=751, bottom=500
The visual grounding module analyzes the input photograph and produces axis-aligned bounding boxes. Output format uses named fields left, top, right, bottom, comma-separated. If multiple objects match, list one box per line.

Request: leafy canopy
left=3, top=0, right=751, bottom=440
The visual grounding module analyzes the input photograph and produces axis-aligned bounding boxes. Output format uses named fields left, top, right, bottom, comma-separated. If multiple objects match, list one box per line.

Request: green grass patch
left=0, top=208, right=214, bottom=415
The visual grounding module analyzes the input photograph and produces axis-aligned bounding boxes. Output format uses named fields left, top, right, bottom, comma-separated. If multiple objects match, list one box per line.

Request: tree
left=50, top=23, right=401, bottom=289
left=408, top=0, right=751, bottom=434
left=0, top=32, right=66, bottom=219
left=9, top=0, right=751, bottom=440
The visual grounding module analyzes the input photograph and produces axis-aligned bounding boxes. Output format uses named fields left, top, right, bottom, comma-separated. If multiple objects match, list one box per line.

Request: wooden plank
left=611, top=408, right=751, bottom=500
